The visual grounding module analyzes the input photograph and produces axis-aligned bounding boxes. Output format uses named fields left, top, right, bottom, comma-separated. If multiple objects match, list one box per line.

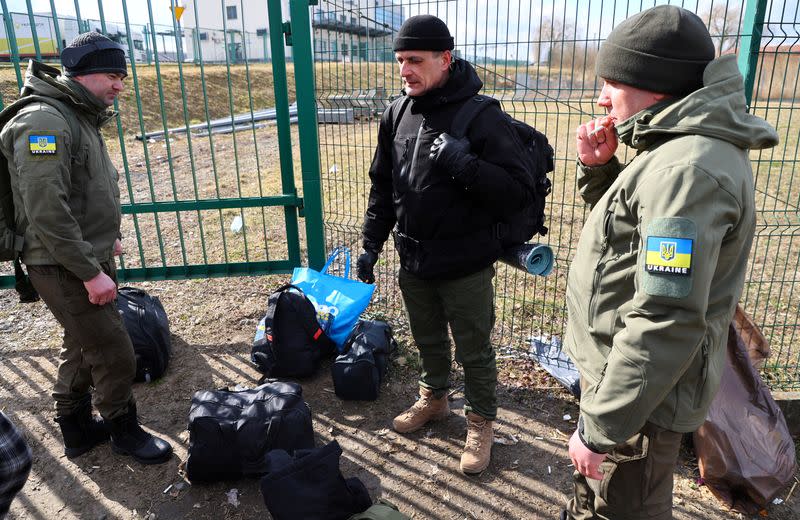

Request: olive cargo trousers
left=398, top=265, right=497, bottom=420
left=28, top=262, right=136, bottom=420
left=566, top=421, right=683, bottom=519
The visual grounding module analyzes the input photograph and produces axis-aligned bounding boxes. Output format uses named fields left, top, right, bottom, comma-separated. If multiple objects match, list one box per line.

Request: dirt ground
left=1, top=276, right=798, bottom=520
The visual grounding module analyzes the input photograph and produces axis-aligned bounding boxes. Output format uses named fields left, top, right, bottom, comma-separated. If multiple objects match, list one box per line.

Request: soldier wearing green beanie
left=562, top=5, right=779, bottom=519
left=0, top=32, right=172, bottom=466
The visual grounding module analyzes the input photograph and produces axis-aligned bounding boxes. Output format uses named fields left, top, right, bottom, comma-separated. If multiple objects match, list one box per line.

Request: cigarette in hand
left=588, top=123, right=610, bottom=137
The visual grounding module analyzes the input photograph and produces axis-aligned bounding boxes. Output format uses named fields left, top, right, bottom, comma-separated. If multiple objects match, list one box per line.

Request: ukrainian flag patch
left=645, top=236, right=692, bottom=275
left=29, top=134, right=56, bottom=155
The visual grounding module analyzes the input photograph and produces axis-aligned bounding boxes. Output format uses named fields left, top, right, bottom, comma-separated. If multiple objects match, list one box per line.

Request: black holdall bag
left=332, top=320, right=397, bottom=401
left=116, top=287, right=171, bottom=383
left=260, top=440, right=372, bottom=520
left=185, top=381, right=315, bottom=482
left=251, top=284, right=336, bottom=379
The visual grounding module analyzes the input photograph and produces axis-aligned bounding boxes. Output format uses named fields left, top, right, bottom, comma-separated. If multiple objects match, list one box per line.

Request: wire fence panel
left=313, top=0, right=800, bottom=390
left=0, top=0, right=796, bottom=389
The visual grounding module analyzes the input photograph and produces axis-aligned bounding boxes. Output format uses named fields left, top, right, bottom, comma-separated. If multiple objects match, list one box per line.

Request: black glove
left=356, top=249, right=379, bottom=284
left=429, top=133, right=476, bottom=181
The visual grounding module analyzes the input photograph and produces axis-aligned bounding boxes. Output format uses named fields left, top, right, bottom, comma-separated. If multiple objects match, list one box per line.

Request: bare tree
left=703, top=4, right=742, bottom=54
left=531, top=16, right=574, bottom=65
left=531, top=15, right=595, bottom=74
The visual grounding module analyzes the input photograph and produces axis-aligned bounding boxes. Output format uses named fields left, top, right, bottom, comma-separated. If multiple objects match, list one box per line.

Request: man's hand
left=356, top=249, right=379, bottom=284
left=569, top=428, right=607, bottom=480
left=576, top=116, right=618, bottom=166
left=429, top=133, right=475, bottom=178
left=83, top=271, right=117, bottom=306
left=113, top=238, right=123, bottom=256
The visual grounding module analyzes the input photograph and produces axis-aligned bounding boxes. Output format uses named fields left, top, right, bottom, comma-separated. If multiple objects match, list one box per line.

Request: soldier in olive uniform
left=0, top=33, right=171, bottom=465
left=561, top=6, right=779, bottom=519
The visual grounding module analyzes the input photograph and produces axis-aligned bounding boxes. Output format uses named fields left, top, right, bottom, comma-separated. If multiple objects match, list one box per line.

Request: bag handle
left=321, top=246, right=351, bottom=279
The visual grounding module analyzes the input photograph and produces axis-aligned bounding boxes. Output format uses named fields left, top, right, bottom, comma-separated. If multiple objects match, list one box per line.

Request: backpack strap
left=450, top=95, right=500, bottom=140
left=390, top=95, right=412, bottom=138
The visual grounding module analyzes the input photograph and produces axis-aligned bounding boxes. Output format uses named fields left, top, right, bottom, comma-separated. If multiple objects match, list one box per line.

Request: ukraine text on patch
left=645, top=236, right=692, bottom=275
left=29, top=135, right=56, bottom=155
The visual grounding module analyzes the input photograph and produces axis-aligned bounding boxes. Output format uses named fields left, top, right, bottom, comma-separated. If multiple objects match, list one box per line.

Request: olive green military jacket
left=0, top=60, right=120, bottom=281
left=564, top=55, right=779, bottom=452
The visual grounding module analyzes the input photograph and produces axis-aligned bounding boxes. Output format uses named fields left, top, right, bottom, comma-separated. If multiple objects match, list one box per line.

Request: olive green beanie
left=596, top=5, right=715, bottom=96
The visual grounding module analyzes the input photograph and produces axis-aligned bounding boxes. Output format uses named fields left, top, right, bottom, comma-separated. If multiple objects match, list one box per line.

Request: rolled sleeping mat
left=499, top=243, right=554, bottom=276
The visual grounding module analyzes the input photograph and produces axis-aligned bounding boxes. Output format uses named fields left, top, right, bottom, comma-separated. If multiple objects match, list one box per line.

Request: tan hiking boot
left=392, top=387, right=450, bottom=433
left=460, top=412, right=493, bottom=474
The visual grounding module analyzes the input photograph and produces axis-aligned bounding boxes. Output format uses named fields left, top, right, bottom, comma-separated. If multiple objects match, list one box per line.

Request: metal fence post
left=0, top=0, right=24, bottom=90
left=737, top=0, right=768, bottom=109
left=289, top=0, right=326, bottom=269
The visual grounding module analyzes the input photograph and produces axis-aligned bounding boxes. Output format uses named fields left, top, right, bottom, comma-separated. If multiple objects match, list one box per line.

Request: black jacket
left=362, top=59, right=533, bottom=279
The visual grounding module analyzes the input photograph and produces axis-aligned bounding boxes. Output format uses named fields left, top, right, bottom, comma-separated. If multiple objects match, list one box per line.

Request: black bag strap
left=390, top=95, right=412, bottom=138
left=450, top=95, right=500, bottom=140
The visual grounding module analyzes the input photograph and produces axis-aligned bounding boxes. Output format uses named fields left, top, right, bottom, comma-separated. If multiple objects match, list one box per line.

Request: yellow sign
left=170, top=5, right=186, bottom=21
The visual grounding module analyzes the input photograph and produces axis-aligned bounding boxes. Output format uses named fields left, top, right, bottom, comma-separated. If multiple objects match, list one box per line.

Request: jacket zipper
left=694, top=341, right=709, bottom=408
left=588, top=208, right=613, bottom=327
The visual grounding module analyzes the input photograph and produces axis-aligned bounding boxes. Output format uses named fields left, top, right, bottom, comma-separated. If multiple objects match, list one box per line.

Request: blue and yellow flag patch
left=645, top=236, right=692, bottom=275
left=29, top=135, right=56, bottom=155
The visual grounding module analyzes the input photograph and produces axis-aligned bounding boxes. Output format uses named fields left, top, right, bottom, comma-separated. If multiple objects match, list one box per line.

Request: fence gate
left=0, top=0, right=326, bottom=290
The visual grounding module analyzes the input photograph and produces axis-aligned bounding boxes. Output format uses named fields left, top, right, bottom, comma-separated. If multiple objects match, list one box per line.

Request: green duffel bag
left=348, top=499, right=410, bottom=520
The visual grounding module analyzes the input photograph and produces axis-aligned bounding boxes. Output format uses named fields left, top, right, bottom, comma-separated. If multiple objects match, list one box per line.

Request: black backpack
left=332, top=320, right=397, bottom=401
left=116, top=287, right=171, bottom=383
left=0, top=94, right=82, bottom=303
left=451, top=95, right=554, bottom=244
left=260, top=440, right=372, bottom=520
left=185, top=381, right=315, bottom=482
left=251, top=284, right=336, bottom=379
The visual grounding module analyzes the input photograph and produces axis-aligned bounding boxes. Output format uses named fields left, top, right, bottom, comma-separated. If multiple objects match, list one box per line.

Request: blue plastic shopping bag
left=291, top=247, right=375, bottom=350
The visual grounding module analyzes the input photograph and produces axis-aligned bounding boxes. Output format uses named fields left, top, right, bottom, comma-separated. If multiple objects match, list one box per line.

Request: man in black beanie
left=562, top=6, right=778, bottom=518
left=356, top=14, right=537, bottom=474
left=0, top=32, right=172, bottom=466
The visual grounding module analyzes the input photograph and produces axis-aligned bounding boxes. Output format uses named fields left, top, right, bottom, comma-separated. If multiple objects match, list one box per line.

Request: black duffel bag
left=116, top=286, right=171, bottom=383
left=332, top=320, right=397, bottom=401
left=185, top=381, right=315, bottom=482
left=251, top=284, right=336, bottom=378
left=260, top=440, right=372, bottom=520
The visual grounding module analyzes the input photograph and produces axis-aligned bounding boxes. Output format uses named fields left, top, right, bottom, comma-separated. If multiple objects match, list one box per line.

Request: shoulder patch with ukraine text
left=29, top=134, right=57, bottom=155
left=642, top=217, right=696, bottom=298
left=645, top=236, right=692, bottom=275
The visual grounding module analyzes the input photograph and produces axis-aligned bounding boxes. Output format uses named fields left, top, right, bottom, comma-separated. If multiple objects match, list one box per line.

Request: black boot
left=109, top=402, right=172, bottom=465
left=55, top=396, right=110, bottom=458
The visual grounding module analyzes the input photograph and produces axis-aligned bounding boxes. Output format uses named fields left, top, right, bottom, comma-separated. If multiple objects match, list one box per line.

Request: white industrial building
left=180, top=0, right=403, bottom=63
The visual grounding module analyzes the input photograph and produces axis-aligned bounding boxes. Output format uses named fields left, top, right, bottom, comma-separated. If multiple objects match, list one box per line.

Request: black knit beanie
left=61, top=32, right=127, bottom=77
left=596, top=5, right=715, bottom=96
left=393, top=15, right=454, bottom=52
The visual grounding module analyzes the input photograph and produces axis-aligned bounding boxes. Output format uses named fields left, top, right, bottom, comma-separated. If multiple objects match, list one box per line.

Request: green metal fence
left=0, top=0, right=797, bottom=389
left=312, top=0, right=800, bottom=390
left=0, top=0, right=327, bottom=285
